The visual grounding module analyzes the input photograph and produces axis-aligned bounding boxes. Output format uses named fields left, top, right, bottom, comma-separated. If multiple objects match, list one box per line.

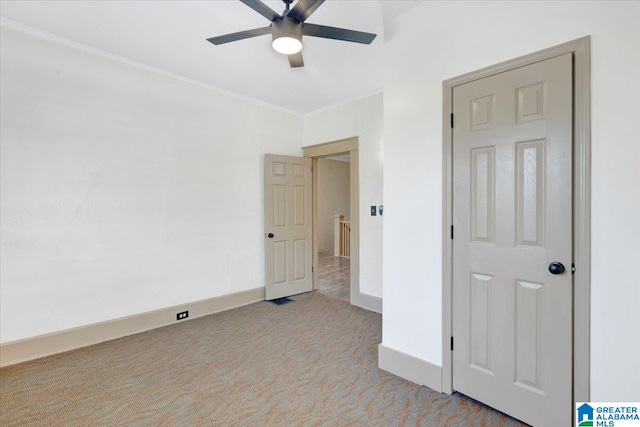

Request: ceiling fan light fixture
left=271, top=17, right=303, bottom=55
left=272, top=35, right=302, bottom=55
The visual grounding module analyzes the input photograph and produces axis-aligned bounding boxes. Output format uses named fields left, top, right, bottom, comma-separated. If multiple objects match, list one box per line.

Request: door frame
left=303, top=137, right=374, bottom=311
left=441, top=37, right=591, bottom=403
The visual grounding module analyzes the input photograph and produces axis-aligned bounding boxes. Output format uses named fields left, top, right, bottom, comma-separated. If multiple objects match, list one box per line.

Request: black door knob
left=267, top=233, right=274, bottom=238
left=548, top=262, right=565, bottom=275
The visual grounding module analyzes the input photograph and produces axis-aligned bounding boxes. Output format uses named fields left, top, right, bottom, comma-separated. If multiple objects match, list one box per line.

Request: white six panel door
left=264, top=154, right=313, bottom=300
left=452, top=54, right=573, bottom=427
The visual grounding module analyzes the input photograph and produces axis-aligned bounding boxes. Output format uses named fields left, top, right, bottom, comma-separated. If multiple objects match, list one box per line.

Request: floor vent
left=269, top=297, right=293, bottom=306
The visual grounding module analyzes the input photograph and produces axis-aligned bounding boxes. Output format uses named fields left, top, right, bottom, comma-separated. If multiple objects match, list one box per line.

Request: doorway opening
left=303, top=137, right=365, bottom=308
left=315, top=154, right=351, bottom=302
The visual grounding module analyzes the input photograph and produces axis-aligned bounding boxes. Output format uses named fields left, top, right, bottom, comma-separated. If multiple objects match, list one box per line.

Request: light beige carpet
left=0, top=292, right=527, bottom=426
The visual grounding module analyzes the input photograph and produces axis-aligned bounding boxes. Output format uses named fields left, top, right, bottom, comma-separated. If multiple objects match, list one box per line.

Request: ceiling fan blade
left=288, top=51, right=304, bottom=68
left=303, top=23, right=376, bottom=44
left=207, top=26, right=271, bottom=45
left=288, top=0, right=325, bottom=22
left=240, top=0, right=281, bottom=22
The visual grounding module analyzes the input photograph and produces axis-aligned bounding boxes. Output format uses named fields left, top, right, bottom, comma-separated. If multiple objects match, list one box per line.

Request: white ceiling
left=0, top=1, right=422, bottom=115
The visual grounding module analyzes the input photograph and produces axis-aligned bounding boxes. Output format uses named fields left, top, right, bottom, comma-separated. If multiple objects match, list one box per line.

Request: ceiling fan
left=207, top=0, right=377, bottom=68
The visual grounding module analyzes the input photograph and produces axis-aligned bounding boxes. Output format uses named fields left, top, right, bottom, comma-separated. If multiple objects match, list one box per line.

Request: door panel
left=516, top=140, right=545, bottom=247
left=265, top=154, right=313, bottom=300
left=452, top=53, right=572, bottom=427
left=471, top=147, right=495, bottom=243
left=469, top=272, right=493, bottom=374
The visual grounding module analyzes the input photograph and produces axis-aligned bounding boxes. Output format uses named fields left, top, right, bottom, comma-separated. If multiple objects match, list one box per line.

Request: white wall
left=0, top=26, right=303, bottom=343
left=303, top=93, right=384, bottom=298
left=317, top=158, right=350, bottom=254
left=382, top=1, right=640, bottom=400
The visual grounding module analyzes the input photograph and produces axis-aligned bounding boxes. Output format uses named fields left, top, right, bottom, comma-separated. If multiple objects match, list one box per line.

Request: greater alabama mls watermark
left=577, top=403, right=640, bottom=427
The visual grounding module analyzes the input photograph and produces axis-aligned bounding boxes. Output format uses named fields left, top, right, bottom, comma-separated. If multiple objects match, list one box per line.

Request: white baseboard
left=378, top=343, right=443, bottom=392
left=0, top=287, right=265, bottom=367
left=352, top=292, right=382, bottom=314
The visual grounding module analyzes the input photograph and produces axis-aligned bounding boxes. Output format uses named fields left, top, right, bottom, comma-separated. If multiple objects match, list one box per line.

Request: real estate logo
left=578, top=403, right=595, bottom=426
left=576, top=402, right=640, bottom=427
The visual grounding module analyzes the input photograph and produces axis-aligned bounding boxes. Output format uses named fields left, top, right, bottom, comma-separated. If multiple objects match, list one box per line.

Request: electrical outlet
left=177, top=311, right=189, bottom=321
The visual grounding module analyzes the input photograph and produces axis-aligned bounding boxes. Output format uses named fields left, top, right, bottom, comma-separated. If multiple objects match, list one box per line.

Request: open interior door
left=264, top=154, right=313, bottom=300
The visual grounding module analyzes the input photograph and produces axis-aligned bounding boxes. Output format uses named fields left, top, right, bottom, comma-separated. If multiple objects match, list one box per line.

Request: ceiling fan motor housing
left=272, top=16, right=303, bottom=44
